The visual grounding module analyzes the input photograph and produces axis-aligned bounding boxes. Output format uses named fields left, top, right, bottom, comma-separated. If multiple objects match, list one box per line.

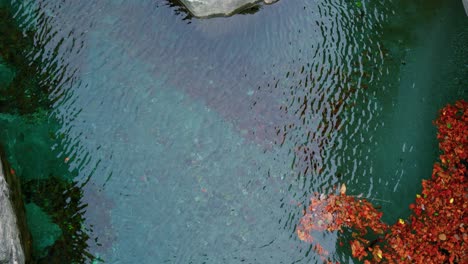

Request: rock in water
left=179, top=0, right=277, bottom=17
left=25, top=203, right=62, bottom=258
left=463, top=0, right=468, bottom=16
left=0, top=150, right=32, bottom=264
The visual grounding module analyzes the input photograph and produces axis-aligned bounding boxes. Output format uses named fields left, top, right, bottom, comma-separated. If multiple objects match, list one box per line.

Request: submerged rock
left=0, top=150, right=32, bottom=264
left=179, top=0, right=278, bottom=17
left=25, top=203, right=62, bottom=258
left=0, top=112, right=70, bottom=182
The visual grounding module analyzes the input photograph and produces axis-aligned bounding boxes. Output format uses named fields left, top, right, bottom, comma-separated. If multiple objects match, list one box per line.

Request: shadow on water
left=0, top=0, right=466, bottom=263
left=160, top=0, right=193, bottom=20
left=0, top=6, right=48, bottom=114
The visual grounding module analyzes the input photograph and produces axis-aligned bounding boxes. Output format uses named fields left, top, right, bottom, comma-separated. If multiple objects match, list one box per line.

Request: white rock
left=0, top=159, right=25, bottom=264
left=463, top=0, right=468, bottom=16
left=179, top=0, right=278, bottom=17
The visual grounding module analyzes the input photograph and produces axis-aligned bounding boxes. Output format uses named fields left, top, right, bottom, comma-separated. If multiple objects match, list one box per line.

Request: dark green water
left=0, top=0, right=466, bottom=263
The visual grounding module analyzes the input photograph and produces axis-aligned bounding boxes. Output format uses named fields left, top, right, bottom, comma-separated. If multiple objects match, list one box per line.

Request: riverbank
left=0, top=2, right=93, bottom=263
left=0, top=147, right=32, bottom=264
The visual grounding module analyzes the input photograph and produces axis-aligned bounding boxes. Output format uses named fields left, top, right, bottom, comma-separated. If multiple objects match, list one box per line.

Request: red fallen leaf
left=297, top=228, right=313, bottom=243
left=350, top=240, right=367, bottom=260
left=9, top=168, right=15, bottom=175
left=296, top=100, right=468, bottom=264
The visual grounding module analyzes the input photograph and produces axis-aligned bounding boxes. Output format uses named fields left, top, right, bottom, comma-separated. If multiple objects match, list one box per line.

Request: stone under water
left=179, top=0, right=277, bottom=17
left=25, top=203, right=62, bottom=258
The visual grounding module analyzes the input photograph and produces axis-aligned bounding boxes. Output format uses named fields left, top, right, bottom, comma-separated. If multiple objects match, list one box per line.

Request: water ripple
left=5, top=0, right=466, bottom=263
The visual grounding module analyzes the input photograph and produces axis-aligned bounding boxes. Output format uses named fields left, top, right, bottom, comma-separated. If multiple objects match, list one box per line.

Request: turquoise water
left=0, top=0, right=466, bottom=263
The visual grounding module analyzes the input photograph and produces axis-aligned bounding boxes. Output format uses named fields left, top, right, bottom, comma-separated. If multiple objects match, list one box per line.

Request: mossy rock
left=25, top=203, right=62, bottom=258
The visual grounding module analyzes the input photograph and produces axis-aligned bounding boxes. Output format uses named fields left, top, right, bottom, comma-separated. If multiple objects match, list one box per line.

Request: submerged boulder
left=0, top=149, right=32, bottom=264
left=25, top=203, right=62, bottom=258
left=179, top=0, right=277, bottom=17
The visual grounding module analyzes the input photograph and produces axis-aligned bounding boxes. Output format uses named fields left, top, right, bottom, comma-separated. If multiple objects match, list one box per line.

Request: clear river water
left=0, top=0, right=466, bottom=263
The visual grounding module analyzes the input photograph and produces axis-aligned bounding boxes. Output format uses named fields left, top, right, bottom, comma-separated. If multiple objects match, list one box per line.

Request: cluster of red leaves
left=296, top=185, right=388, bottom=262
left=297, top=100, right=468, bottom=263
left=383, top=100, right=468, bottom=263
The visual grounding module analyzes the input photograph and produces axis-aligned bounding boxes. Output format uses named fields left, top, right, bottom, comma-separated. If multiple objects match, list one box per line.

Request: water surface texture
left=0, top=0, right=467, bottom=263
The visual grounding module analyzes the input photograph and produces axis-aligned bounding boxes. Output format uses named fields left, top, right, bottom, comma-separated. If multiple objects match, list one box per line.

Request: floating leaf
left=372, top=247, right=383, bottom=261
left=340, top=183, right=347, bottom=195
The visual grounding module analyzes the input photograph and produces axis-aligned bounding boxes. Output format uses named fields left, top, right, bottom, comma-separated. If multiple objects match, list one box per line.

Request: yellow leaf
left=340, top=184, right=347, bottom=195
left=398, top=219, right=405, bottom=225
left=372, top=247, right=383, bottom=261
left=416, top=194, right=421, bottom=198
left=450, top=198, right=454, bottom=203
